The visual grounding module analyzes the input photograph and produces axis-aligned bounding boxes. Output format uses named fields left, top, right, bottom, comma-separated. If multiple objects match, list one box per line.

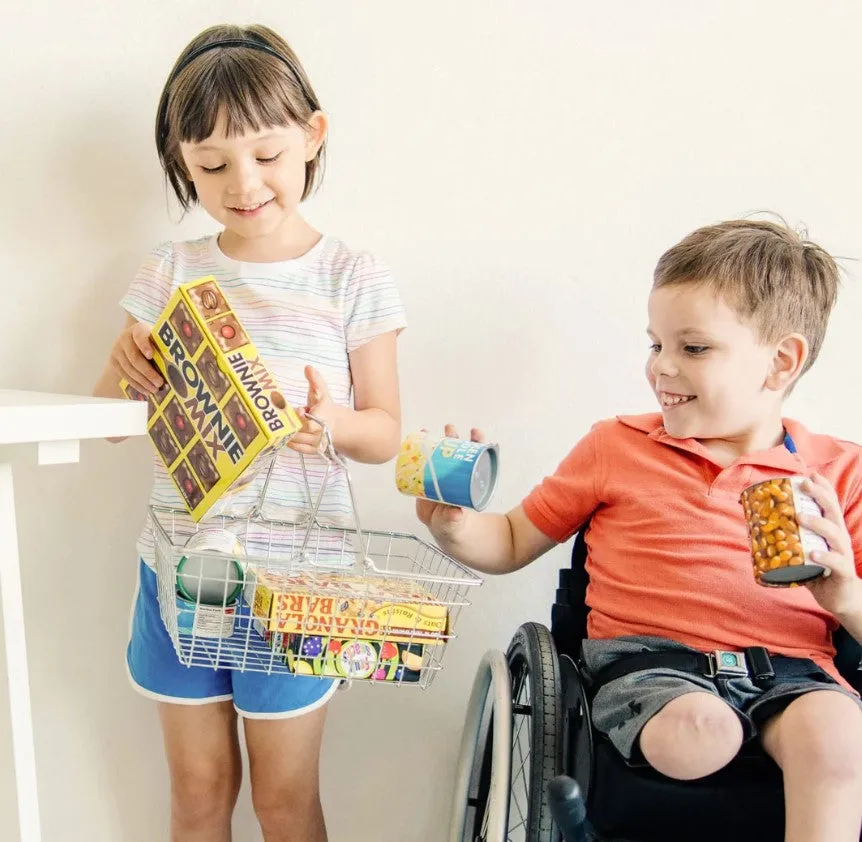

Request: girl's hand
left=287, top=366, right=337, bottom=455
left=800, top=473, right=862, bottom=618
left=110, top=322, right=163, bottom=394
left=416, top=424, right=484, bottom=540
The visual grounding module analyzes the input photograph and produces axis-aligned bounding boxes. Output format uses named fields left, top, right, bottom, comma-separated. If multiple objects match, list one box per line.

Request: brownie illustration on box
left=120, top=277, right=302, bottom=520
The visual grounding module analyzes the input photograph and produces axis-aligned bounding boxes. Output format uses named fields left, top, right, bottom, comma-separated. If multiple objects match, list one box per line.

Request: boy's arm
left=419, top=422, right=602, bottom=574
left=835, top=594, right=862, bottom=646
left=799, top=472, right=862, bottom=645
left=422, top=504, right=557, bottom=575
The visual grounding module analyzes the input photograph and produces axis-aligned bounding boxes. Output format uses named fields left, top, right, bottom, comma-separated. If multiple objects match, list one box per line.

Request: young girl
left=93, top=24, right=406, bottom=842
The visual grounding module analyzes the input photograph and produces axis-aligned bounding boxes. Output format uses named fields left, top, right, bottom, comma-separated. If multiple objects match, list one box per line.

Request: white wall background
left=1, top=1, right=861, bottom=840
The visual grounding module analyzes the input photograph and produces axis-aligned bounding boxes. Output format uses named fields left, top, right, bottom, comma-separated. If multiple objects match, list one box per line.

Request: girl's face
left=179, top=110, right=326, bottom=245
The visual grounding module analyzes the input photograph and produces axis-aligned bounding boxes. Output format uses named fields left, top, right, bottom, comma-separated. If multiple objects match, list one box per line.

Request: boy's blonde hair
left=156, top=24, right=325, bottom=211
left=653, top=219, right=840, bottom=377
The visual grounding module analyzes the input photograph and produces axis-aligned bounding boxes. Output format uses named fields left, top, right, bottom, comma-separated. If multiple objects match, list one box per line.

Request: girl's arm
left=93, top=315, right=162, bottom=399
left=288, top=331, right=401, bottom=464
left=93, top=314, right=162, bottom=442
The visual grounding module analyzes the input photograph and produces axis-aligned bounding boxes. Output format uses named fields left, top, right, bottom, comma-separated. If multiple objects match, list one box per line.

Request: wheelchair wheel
left=449, top=649, right=513, bottom=842
left=504, top=623, right=566, bottom=841
left=449, top=623, right=565, bottom=842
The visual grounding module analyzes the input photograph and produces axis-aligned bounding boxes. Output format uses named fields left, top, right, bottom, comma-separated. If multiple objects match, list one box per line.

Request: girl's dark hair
left=155, top=24, right=325, bottom=211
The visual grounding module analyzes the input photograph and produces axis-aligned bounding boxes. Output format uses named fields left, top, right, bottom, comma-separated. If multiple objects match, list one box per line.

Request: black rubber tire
left=466, top=623, right=565, bottom=842
left=506, top=622, right=566, bottom=841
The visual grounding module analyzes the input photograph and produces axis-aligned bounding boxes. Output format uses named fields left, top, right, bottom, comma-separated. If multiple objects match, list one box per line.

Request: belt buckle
left=709, top=650, right=748, bottom=678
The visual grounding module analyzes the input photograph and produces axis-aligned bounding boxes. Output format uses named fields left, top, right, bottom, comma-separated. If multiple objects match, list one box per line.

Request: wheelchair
left=448, top=528, right=862, bottom=842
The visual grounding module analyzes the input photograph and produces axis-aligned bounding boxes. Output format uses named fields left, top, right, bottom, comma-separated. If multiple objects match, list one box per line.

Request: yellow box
left=246, top=567, right=449, bottom=644
left=120, top=277, right=302, bottom=521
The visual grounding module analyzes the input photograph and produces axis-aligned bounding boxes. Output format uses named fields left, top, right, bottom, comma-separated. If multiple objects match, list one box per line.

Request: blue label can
left=396, top=431, right=499, bottom=511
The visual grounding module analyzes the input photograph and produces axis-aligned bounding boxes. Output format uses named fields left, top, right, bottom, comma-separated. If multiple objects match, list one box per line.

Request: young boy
left=419, top=220, right=862, bottom=842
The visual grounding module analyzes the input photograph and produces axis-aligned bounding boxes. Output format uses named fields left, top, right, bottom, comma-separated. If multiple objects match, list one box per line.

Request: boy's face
left=645, top=284, right=784, bottom=442
left=179, top=110, right=326, bottom=242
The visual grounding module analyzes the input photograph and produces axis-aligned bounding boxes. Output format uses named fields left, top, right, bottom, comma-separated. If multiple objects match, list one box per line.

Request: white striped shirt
left=121, top=233, right=406, bottom=568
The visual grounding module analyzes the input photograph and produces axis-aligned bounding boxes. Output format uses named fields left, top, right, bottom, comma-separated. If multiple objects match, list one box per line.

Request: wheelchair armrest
left=833, top=625, right=862, bottom=694
left=560, top=654, right=595, bottom=804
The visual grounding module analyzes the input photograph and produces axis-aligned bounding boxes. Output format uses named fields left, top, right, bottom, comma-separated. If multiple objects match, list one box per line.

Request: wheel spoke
left=507, top=664, right=533, bottom=842
left=509, top=732, right=529, bottom=834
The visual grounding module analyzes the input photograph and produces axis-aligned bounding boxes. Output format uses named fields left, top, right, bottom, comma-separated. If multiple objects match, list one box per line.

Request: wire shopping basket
left=151, top=416, right=483, bottom=689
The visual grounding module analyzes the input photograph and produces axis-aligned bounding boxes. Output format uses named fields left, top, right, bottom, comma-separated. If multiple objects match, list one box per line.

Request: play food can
left=176, top=591, right=237, bottom=638
left=396, top=431, right=499, bottom=511
left=740, top=477, right=827, bottom=586
left=177, top=529, right=245, bottom=605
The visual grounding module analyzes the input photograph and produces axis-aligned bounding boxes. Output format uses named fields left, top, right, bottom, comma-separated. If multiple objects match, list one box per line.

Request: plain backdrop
left=1, top=2, right=861, bottom=840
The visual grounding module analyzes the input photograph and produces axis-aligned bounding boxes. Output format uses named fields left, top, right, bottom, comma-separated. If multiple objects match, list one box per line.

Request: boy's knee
left=639, top=692, right=743, bottom=780
left=767, top=692, right=862, bottom=786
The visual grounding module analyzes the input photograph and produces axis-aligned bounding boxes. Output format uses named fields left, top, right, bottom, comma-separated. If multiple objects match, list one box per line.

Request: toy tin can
left=740, top=476, right=827, bottom=586
left=176, top=592, right=237, bottom=638
left=177, top=529, right=245, bottom=606
left=396, top=431, right=499, bottom=511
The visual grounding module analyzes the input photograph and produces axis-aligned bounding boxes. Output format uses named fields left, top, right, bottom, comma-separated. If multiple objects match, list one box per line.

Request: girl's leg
left=159, top=701, right=242, bottom=842
left=244, top=704, right=329, bottom=842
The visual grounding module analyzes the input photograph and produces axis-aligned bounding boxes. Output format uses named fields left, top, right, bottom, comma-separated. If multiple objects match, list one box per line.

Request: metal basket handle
left=247, top=412, right=372, bottom=570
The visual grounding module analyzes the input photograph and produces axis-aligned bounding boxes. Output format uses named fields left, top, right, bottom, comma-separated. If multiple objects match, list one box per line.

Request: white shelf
left=0, top=389, right=146, bottom=446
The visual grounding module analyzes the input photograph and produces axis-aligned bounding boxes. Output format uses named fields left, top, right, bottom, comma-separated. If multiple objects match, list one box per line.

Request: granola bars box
left=120, top=277, right=302, bottom=521
left=245, top=567, right=449, bottom=644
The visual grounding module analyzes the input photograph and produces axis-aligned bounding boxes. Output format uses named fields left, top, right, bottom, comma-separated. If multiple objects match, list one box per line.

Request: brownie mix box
left=120, top=276, right=302, bottom=521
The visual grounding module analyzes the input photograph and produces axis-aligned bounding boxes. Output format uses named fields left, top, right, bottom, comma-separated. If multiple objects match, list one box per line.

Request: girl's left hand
left=287, top=365, right=338, bottom=455
left=799, top=472, right=862, bottom=617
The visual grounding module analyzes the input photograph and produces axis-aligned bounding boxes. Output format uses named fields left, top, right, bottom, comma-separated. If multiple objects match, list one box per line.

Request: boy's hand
left=288, top=366, right=337, bottom=455
left=416, top=424, right=484, bottom=542
left=110, top=322, right=162, bottom=394
left=799, top=473, right=862, bottom=617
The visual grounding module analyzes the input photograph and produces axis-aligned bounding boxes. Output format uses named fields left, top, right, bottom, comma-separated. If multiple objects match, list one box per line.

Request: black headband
left=157, top=39, right=309, bottom=144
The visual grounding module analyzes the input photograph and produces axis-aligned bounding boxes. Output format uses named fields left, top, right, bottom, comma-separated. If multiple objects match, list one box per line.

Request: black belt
left=585, top=646, right=831, bottom=692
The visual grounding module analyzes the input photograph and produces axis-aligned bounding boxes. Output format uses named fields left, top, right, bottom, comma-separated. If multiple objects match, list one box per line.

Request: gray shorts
left=580, top=636, right=862, bottom=763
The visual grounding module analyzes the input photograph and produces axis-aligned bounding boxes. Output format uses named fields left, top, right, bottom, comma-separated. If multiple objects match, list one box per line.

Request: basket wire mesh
left=152, top=415, right=483, bottom=689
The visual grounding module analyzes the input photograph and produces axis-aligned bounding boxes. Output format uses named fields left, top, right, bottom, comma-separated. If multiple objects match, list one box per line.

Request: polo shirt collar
left=617, top=413, right=844, bottom=472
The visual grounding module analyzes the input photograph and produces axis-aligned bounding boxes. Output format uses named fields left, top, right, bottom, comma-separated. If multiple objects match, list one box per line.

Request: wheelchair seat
left=553, top=528, right=862, bottom=842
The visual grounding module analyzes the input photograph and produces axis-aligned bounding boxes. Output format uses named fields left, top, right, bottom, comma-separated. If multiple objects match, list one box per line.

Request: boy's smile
left=659, top=391, right=696, bottom=409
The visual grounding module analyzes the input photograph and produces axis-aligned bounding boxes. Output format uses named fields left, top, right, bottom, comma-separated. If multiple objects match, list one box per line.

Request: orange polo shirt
left=522, top=414, right=862, bottom=684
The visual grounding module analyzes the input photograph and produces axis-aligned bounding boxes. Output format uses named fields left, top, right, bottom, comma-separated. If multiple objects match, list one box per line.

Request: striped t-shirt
left=120, top=233, right=407, bottom=568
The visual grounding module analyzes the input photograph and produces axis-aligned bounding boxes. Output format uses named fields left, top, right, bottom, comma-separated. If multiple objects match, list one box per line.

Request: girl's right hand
left=415, top=424, right=484, bottom=542
left=110, top=322, right=163, bottom=394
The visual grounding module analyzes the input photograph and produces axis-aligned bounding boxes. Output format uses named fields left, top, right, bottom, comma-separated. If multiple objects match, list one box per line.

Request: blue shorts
left=126, top=560, right=338, bottom=718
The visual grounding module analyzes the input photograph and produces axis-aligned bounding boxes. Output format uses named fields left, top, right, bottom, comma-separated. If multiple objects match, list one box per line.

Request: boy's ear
left=766, top=333, right=808, bottom=392
left=304, top=111, right=328, bottom=161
